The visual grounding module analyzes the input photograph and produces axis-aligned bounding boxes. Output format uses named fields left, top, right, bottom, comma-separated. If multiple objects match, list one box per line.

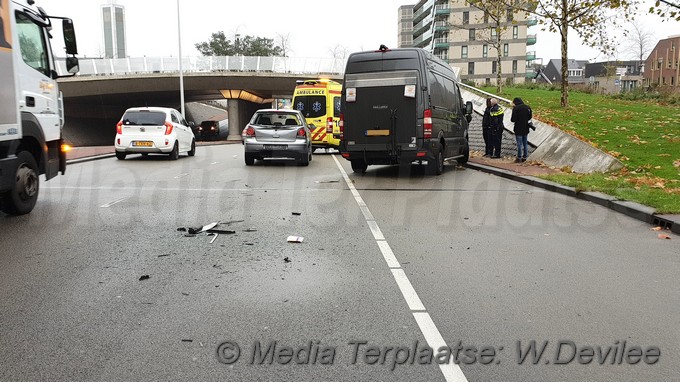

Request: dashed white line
left=174, top=173, right=189, bottom=179
left=100, top=197, right=129, bottom=208
left=332, top=154, right=468, bottom=382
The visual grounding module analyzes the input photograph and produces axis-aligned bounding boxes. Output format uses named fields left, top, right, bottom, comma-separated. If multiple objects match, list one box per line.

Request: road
left=1, top=144, right=678, bottom=382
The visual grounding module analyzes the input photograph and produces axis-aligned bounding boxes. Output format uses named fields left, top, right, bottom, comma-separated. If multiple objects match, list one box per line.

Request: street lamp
left=177, top=0, right=185, bottom=117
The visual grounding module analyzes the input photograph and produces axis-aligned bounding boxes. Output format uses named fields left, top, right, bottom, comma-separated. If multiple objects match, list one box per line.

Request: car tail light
left=164, top=122, right=174, bottom=135
left=245, top=126, right=255, bottom=137
left=339, top=113, right=344, bottom=140
left=297, top=128, right=306, bottom=137
left=116, top=121, right=123, bottom=135
left=326, top=117, right=333, bottom=133
left=423, top=109, right=432, bottom=139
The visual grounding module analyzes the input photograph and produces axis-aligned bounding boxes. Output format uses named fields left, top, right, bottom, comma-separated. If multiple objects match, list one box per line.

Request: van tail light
left=164, top=122, right=174, bottom=135
left=326, top=117, right=334, bottom=133
left=116, top=121, right=123, bottom=135
left=423, top=109, right=432, bottom=139
left=339, top=113, right=344, bottom=140
left=245, top=126, right=255, bottom=137
left=297, top=128, right=306, bottom=137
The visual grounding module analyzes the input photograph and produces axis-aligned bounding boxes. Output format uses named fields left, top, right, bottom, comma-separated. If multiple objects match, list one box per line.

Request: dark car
left=198, top=120, right=221, bottom=140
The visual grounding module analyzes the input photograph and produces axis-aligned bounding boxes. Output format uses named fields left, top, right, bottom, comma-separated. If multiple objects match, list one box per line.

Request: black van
left=339, top=47, right=473, bottom=175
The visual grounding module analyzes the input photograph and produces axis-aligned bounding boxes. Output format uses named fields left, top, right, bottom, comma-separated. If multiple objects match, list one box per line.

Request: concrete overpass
left=57, top=56, right=344, bottom=146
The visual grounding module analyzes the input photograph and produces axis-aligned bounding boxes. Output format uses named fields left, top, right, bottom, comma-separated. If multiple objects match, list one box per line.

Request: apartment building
left=398, top=5, right=415, bottom=48
left=644, top=35, right=680, bottom=88
left=399, top=0, right=537, bottom=85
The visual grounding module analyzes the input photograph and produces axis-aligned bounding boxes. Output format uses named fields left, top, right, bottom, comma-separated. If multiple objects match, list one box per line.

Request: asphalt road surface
left=1, top=145, right=678, bottom=382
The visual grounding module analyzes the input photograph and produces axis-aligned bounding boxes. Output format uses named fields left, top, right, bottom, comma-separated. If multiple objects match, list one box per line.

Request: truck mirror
left=62, top=19, right=78, bottom=55
left=66, top=56, right=79, bottom=74
left=465, top=101, right=473, bottom=115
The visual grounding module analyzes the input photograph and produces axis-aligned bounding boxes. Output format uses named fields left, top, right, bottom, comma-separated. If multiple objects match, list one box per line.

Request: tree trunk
left=560, top=0, right=569, bottom=108
left=496, top=25, right=503, bottom=94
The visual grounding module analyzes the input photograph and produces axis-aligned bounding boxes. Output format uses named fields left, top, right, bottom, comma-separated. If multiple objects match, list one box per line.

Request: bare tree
left=623, top=20, right=656, bottom=61
left=276, top=32, right=292, bottom=57
left=518, top=0, right=637, bottom=108
left=328, top=44, right=349, bottom=60
left=469, top=0, right=514, bottom=94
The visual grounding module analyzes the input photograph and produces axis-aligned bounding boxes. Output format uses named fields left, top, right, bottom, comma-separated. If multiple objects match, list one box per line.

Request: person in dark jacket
left=488, top=98, right=504, bottom=158
left=481, top=98, right=492, bottom=157
left=510, top=97, right=532, bottom=162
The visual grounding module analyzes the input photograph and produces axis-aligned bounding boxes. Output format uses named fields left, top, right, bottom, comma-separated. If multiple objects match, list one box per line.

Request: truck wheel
left=427, top=148, right=444, bottom=175
left=188, top=140, right=196, bottom=157
left=351, top=159, right=367, bottom=174
left=169, top=142, right=179, bottom=160
left=116, top=151, right=126, bottom=160
left=1, top=151, right=39, bottom=215
left=457, top=140, right=469, bottom=165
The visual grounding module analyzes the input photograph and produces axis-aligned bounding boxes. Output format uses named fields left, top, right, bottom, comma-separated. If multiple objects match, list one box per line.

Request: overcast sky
left=44, top=0, right=680, bottom=63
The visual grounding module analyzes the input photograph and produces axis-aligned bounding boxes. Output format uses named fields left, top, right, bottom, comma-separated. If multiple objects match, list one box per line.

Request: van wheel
left=1, top=151, right=39, bottom=215
left=457, top=140, right=469, bottom=164
left=428, top=148, right=444, bottom=175
left=244, top=153, right=255, bottom=166
left=116, top=151, right=126, bottom=160
left=351, top=159, right=367, bottom=174
left=169, top=142, right=179, bottom=160
left=188, top=140, right=196, bottom=157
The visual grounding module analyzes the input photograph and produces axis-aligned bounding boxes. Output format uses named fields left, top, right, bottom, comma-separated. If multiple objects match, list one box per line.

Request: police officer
left=488, top=98, right=504, bottom=158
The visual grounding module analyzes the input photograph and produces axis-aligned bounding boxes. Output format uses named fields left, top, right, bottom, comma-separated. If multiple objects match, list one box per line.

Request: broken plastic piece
left=139, top=275, right=150, bottom=281
left=658, top=234, right=671, bottom=240
left=177, top=227, right=187, bottom=232
left=209, top=233, right=219, bottom=244
left=244, top=228, right=258, bottom=232
left=287, top=236, right=304, bottom=243
left=207, top=229, right=236, bottom=234
left=292, top=212, right=302, bottom=216
left=650, top=226, right=663, bottom=231
left=284, top=257, right=291, bottom=263
left=199, top=222, right=218, bottom=233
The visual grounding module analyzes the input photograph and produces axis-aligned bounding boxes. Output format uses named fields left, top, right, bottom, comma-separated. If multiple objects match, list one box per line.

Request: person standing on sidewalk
left=488, top=98, right=504, bottom=158
left=510, top=97, right=532, bottom=162
left=481, top=98, right=492, bottom=157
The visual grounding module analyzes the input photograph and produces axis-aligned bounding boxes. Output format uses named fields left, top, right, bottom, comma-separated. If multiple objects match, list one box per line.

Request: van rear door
left=343, top=70, right=418, bottom=158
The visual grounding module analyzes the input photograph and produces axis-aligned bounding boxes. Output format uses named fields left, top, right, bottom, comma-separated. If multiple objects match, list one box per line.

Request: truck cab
left=0, top=0, right=78, bottom=215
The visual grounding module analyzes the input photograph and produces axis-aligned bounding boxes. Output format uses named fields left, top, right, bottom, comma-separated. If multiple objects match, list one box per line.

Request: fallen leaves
left=674, top=159, right=680, bottom=168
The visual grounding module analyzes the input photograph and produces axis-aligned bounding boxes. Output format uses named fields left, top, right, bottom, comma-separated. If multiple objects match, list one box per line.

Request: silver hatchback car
left=243, top=109, right=312, bottom=166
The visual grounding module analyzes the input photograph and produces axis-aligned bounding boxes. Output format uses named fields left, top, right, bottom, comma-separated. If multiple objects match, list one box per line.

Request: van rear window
left=122, top=111, right=166, bottom=126
left=294, top=96, right=326, bottom=118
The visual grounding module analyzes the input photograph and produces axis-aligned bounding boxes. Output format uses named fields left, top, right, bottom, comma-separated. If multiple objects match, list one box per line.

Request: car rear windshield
left=122, top=111, right=166, bottom=126
left=293, top=96, right=326, bottom=118
left=253, top=113, right=301, bottom=126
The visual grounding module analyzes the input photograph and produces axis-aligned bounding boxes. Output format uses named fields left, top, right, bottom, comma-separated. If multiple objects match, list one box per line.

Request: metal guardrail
left=55, top=56, right=347, bottom=77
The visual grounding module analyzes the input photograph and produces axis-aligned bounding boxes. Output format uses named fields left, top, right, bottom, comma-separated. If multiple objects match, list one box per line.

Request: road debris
left=244, top=228, right=258, bottom=232
left=287, top=236, right=304, bottom=243
left=199, top=222, right=218, bottom=233
left=139, top=275, right=150, bottom=281
left=658, top=234, right=671, bottom=240
left=157, top=254, right=170, bottom=258
left=181, top=339, right=193, bottom=343
left=292, top=212, right=302, bottom=216
left=650, top=226, right=663, bottom=231
left=284, top=257, right=291, bottom=263
left=207, top=229, right=236, bottom=234
left=177, top=227, right=187, bottom=232
left=314, top=179, right=340, bottom=184
left=209, top=233, right=219, bottom=244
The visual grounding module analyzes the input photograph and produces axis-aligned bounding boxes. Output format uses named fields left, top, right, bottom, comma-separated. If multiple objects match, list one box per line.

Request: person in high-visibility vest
left=489, top=98, right=504, bottom=158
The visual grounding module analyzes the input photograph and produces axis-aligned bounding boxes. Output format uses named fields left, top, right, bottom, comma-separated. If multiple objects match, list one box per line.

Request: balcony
left=435, top=4, right=451, bottom=15
left=413, top=0, right=434, bottom=24
left=526, top=34, right=537, bottom=45
left=435, top=51, right=449, bottom=61
left=434, top=21, right=450, bottom=32
left=434, top=38, right=449, bottom=49
left=527, top=18, right=538, bottom=27
left=413, top=19, right=432, bottom=36
left=526, top=51, right=536, bottom=61
left=526, top=70, right=537, bottom=79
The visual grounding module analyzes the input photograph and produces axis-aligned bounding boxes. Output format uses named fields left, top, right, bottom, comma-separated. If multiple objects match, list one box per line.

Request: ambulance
left=292, top=79, right=342, bottom=150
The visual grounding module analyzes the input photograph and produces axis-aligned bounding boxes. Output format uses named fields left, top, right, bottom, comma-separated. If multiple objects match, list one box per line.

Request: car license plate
left=132, top=141, right=153, bottom=147
left=365, top=130, right=390, bottom=136
left=264, top=145, right=287, bottom=150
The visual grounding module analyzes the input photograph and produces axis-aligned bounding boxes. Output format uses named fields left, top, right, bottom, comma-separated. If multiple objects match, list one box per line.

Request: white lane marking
left=332, top=154, right=468, bottom=382
left=359, top=206, right=374, bottom=221
left=174, top=173, right=189, bottom=179
left=210, top=162, right=219, bottom=165
left=100, top=197, right=129, bottom=208
left=377, top=240, right=400, bottom=268
left=367, top=220, right=385, bottom=240
left=44, top=186, right=341, bottom=193
left=414, top=312, right=469, bottom=382
left=391, top=269, right=426, bottom=311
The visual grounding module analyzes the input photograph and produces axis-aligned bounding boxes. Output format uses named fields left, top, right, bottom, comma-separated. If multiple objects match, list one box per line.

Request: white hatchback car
left=114, top=107, right=196, bottom=160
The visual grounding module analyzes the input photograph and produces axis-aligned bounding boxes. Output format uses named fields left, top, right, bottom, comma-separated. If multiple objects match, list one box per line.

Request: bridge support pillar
left=227, top=99, right=242, bottom=141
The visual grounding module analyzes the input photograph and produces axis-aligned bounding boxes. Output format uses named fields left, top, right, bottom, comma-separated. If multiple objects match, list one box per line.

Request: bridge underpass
left=57, top=57, right=343, bottom=146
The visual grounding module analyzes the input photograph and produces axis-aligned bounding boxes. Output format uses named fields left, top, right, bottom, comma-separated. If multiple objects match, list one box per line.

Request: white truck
left=0, top=0, right=78, bottom=215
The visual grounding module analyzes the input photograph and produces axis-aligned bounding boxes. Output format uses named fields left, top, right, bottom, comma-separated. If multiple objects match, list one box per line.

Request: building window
left=468, top=62, right=475, bottom=75
left=503, top=44, right=509, bottom=56
left=469, top=29, right=475, bottom=41
left=492, top=61, right=497, bottom=74
left=513, top=26, right=518, bottom=39
left=463, top=11, right=469, bottom=25
left=507, top=8, right=513, bottom=22
left=512, top=60, right=518, bottom=74
left=485, top=78, right=491, bottom=85
left=483, top=44, right=488, bottom=58
left=491, top=28, right=497, bottom=39
left=461, top=46, right=468, bottom=59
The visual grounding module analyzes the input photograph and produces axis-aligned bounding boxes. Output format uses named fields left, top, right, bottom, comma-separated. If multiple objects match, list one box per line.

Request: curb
left=465, top=161, right=680, bottom=235
left=66, top=153, right=116, bottom=165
